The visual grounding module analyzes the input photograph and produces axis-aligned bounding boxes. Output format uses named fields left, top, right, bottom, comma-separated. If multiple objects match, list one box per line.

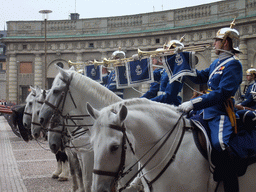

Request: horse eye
left=53, top=89, right=60, bottom=94
left=110, top=145, right=119, bottom=153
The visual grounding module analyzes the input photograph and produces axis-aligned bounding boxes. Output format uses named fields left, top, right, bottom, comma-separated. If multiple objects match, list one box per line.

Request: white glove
left=132, top=54, right=139, bottom=60
left=178, top=101, right=194, bottom=113
left=174, top=46, right=183, bottom=54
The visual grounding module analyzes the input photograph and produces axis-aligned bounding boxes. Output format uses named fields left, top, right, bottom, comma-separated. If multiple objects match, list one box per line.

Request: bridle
left=48, top=113, right=90, bottom=149
left=31, top=94, right=46, bottom=128
left=23, top=93, right=36, bottom=117
left=93, top=123, right=134, bottom=190
left=43, top=73, right=92, bottom=139
left=93, top=113, right=187, bottom=191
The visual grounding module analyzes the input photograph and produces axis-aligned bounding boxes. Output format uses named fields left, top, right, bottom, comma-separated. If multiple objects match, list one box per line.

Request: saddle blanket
left=190, top=113, right=256, bottom=159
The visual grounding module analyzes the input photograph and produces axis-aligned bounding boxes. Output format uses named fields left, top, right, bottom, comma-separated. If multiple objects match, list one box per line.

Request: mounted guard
left=101, top=48, right=126, bottom=98
left=178, top=18, right=243, bottom=192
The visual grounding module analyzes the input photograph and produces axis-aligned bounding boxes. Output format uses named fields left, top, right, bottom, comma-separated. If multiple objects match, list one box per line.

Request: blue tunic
left=142, top=69, right=183, bottom=106
left=189, top=56, right=243, bottom=151
left=141, top=68, right=163, bottom=99
left=190, top=57, right=242, bottom=120
left=240, top=82, right=256, bottom=109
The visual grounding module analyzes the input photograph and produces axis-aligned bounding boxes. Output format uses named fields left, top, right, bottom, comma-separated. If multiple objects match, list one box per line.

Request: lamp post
left=39, top=10, right=52, bottom=89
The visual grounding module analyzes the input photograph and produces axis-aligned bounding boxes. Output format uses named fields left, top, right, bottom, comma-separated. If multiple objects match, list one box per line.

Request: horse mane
left=103, top=97, right=180, bottom=116
left=71, top=71, right=122, bottom=104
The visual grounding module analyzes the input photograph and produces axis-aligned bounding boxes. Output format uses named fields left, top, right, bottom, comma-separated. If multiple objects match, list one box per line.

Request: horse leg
left=66, top=148, right=85, bottom=192
left=58, top=151, right=69, bottom=181
left=52, top=152, right=62, bottom=179
left=76, top=155, right=85, bottom=192
left=80, top=150, right=93, bottom=192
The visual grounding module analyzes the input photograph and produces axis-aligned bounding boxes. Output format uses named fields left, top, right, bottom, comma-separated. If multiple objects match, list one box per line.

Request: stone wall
left=2, top=0, right=256, bottom=103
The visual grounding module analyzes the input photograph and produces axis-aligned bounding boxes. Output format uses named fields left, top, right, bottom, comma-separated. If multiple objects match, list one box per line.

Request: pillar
left=239, top=39, right=248, bottom=91
left=8, top=55, right=18, bottom=103
left=34, top=54, right=43, bottom=88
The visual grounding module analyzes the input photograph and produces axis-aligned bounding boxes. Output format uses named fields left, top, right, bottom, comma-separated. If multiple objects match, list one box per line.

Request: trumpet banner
left=115, top=65, right=129, bottom=89
left=126, top=58, right=154, bottom=87
left=84, top=64, right=103, bottom=83
left=163, top=51, right=197, bottom=84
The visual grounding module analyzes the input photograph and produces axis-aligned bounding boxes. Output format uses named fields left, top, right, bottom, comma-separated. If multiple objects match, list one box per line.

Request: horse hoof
left=52, top=174, right=59, bottom=179
left=58, top=177, right=69, bottom=181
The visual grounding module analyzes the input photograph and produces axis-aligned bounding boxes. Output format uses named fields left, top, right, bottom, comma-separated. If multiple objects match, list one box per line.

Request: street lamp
left=39, top=10, right=52, bottom=89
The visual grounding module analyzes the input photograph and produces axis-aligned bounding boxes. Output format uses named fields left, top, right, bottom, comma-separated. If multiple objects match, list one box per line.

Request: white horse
left=25, top=86, right=70, bottom=181
left=39, top=66, right=143, bottom=192
left=23, top=86, right=37, bottom=129
left=48, top=111, right=92, bottom=192
left=86, top=98, right=256, bottom=192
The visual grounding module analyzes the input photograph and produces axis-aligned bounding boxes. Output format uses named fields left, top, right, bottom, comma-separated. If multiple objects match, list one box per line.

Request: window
left=20, top=62, right=32, bottom=73
left=155, top=38, right=160, bottom=44
left=23, top=45, right=27, bottom=50
left=56, top=62, right=64, bottom=68
left=0, top=63, right=2, bottom=70
left=89, top=43, right=94, bottom=48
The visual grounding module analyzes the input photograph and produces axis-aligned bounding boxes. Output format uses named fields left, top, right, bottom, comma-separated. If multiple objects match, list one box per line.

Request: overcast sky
left=0, top=0, right=222, bottom=31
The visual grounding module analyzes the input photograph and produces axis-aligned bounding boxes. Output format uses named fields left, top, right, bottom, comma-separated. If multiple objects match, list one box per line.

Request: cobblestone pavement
left=0, top=116, right=72, bottom=192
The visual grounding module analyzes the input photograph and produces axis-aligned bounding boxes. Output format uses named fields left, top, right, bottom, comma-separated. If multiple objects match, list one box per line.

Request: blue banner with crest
left=126, top=58, right=154, bottom=87
left=84, top=65, right=102, bottom=83
left=163, top=52, right=196, bottom=84
left=115, top=65, right=129, bottom=88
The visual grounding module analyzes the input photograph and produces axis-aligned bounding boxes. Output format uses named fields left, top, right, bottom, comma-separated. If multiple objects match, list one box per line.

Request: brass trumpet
left=68, top=60, right=86, bottom=66
left=93, top=57, right=135, bottom=67
left=68, top=60, right=86, bottom=73
left=137, top=48, right=174, bottom=58
left=138, top=44, right=210, bottom=58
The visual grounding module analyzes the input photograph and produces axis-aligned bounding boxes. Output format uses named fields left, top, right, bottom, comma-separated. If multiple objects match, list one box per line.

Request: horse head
left=87, top=98, right=188, bottom=191
left=47, top=113, right=65, bottom=154
left=31, top=88, right=47, bottom=139
left=39, top=65, right=75, bottom=127
left=87, top=102, right=139, bottom=192
left=23, top=86, right=37, bottom=129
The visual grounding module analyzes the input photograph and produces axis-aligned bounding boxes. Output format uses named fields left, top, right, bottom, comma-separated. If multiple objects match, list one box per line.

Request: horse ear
left=57, top=65, right=70, bottom=81
left=42, top=90, right=46, bottom=99
left=119, top=105, right=128, bottom=123
left=70, top=66, right=75, bottom=71
left=87, top=102, right=100, bottom=120
left=30, top=86, right=36, bottom=94
left=35, top=86, right=41, bottom=95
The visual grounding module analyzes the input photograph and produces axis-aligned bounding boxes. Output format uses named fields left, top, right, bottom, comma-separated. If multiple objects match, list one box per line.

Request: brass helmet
left=246, top=68, right=256, bottom=76
left=164, top=35, right=185, bottom=50
left=111, top=47, right=126, bottom=59
left=214, top=18, right=241, bottom=53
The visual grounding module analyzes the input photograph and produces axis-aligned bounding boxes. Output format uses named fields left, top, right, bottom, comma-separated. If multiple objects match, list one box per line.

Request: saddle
left=190, top=114, right=256, bottom=179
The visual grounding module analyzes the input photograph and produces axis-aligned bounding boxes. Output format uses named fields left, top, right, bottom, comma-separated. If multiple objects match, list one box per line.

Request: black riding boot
left=222, top=147, right=239, bottom=192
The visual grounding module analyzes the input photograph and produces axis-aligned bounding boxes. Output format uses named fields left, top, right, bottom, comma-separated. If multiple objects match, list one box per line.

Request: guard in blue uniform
left=102, top=49, right=125, bottom=99
left=142, top=47, right=183, bottom=106
left=142, top=67, right=165, bottom=99
left=236, top=68, right=256, bottom=109
left=235, top=68, right=256, bottom=132
left=178, top=20, right=242, bottom=192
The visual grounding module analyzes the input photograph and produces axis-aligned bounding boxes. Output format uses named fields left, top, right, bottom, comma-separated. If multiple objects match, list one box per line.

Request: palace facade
left=2, top=0, right=256, bottom=104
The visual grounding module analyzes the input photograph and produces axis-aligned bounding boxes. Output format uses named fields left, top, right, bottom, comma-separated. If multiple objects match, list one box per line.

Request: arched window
left=56, top=62, right=64, bottom=68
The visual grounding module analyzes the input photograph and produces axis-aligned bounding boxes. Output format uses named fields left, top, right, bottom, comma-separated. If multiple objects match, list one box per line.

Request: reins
left=119, top=113, right=186, bottom=191
left=93, top=112, right=187, bottom=191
